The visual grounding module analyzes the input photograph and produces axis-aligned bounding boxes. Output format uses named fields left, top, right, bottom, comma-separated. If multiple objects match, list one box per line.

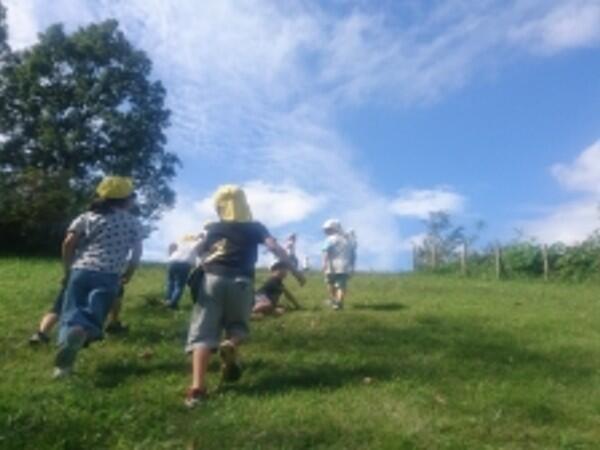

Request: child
left=321, top=219, right=354, bottom=311
left=164, top=233, right=204, bottom=309
left=53, top=176, right=143, bottom=378
left=252, top=261, right=300, bottom=318
left=184, top=185, right=305, bottom=407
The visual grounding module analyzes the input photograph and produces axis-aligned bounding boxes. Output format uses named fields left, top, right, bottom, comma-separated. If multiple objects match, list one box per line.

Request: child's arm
left=122, top=241, right=143, bottom=284
left=264, top=237, right=306, bottom=286
left=322, top=252, right=330, bottom=273
left=282, top=285, right=301, bottom=310
left=61, top=231, right=80, bottom=281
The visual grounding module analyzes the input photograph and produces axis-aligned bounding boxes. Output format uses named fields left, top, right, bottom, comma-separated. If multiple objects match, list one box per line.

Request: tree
left=0, top=19, right=179, bottom=252
left=415, top=212, right=485, bottom=270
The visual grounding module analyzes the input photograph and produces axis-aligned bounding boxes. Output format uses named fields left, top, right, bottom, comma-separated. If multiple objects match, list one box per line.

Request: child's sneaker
left=184, top=387, right=207, bottom=408
left=29, top=331, right=50, bottom=345
left=52, top=367, right=72, bottom=379
left=219, top=340, right=242, bottom=383
left=332, top=301, right=344, bottom=311
left=105, top=321, right=129, bottom=334
left=54, top=328, right=86, bottom=374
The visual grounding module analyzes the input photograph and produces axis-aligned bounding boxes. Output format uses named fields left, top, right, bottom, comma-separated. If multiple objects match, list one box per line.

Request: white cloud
left=523, top=199, right=600, bottom=244
left=551, top=140, right=600, bottom=194
left=390, top=188, right=465, bottom=219
left=509, top=1, right=600, bottom=53
left=524, top=139, right=600, bottom=244
left=4, top=0, right=38, bottom=50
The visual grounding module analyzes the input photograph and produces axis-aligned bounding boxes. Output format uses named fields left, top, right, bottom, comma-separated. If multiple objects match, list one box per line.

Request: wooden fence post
left=495, top=246, right=502, bottom=280
left=412, top=245, right=418, bottom=272
left=542, top=244, right=549, bottom=281
left=460, top=242, right=468, bottom=276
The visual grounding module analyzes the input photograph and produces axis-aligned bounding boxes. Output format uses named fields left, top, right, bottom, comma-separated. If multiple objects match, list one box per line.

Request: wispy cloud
left=509, top=0, right=600, bottom=53
left=390, top=188, right=465, bottom=219
left=552, top=140, right=600, bottom=194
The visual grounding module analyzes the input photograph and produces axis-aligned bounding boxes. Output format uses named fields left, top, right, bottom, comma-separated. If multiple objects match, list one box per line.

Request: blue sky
left=5, top=0, right=600, bottom=270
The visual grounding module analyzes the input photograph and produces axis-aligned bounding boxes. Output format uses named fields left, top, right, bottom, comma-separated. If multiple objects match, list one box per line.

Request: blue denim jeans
left=165, top=262, right=192, bottom=306
left=58, top=269, right=120, bottom=345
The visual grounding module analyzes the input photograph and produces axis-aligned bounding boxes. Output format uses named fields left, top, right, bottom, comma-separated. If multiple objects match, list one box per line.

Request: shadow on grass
left=123, top=327, right=187, bottom=346
left=351, top=302, right=407, bottom=311
left=225, top=358, right=394, bottom=396
left=94, top=359, right=187, bottom=388
left=240, top=314, right=596, bottom=397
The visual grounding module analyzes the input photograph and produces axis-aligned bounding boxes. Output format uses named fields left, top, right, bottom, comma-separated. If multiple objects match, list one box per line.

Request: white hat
left=322, top=219, right=341, bottom=232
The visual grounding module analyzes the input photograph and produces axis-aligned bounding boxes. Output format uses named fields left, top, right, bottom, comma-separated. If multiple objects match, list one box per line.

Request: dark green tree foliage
left=0, top=20, right=179, bottom=253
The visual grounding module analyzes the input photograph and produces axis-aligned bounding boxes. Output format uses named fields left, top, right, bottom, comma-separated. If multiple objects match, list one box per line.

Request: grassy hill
left=1, top=257, right=599, bottom=449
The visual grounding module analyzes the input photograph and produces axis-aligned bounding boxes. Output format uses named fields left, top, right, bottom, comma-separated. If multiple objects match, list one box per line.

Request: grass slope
left=0, top=257, right=599, bottom=450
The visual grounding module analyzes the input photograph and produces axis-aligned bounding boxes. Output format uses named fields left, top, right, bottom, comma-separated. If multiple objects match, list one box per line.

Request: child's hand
left=293, top=271, right=306, bottom=286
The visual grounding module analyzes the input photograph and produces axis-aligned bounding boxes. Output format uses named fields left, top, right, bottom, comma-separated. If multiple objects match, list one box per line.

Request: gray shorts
left=186, top=273, right=253, bottom=352
left=325, top=273, right=349, bottom=290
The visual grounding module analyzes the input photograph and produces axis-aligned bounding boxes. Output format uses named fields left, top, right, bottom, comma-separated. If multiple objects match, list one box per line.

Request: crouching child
left=252, top=261, right=300, bottom=318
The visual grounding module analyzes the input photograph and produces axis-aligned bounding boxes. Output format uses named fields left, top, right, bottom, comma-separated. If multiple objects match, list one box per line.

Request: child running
left=53, top=176, right=143, bottom=378
left=164, top=233, right=204, bottom=309
left=322, top=219, right=355, bottom=311
left=184, top=185, right=305, bottom=407
left=252, top=261, right=301, bottom=318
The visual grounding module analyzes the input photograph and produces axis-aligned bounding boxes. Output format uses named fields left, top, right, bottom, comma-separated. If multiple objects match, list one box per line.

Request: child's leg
left=165, top=263, right=176, bottom=302
left=171, top=263, right=191, bottom=307
left=107, top=296, right=122, bottom=324
left=336, top=287, right=346, bottom=304
left=252, top=299, right=274, bottom=315
left=327, top=283, right=336, bottom=301
left=39, top=287, right=66, bottom=335
left=39, top=312, right=59, bottom=334
left=221, top=277, right=252, bottom=382
left=185, top=274, right=223, bottom=394
left=105, top=288, right=129, bottom=333
left=191, top=346, right=212, bottom=391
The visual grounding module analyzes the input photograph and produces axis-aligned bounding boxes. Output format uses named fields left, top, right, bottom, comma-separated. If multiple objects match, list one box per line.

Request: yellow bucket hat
left=96, top=176, right=134, bottom=200
left=213, top=185, right=252, bottom=222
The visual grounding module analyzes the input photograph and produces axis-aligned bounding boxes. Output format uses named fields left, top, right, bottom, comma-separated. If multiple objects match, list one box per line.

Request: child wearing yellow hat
left=184, top=185, right=306, bottom=407
left=53, top=176, right=143, bottom=378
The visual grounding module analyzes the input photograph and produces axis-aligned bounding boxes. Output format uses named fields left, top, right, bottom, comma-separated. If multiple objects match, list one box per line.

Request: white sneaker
left=332, top=301, right=344, bottom=311
left=54, top=328, right=86, bottom=373
left=52, top=367, right=72, bottom=379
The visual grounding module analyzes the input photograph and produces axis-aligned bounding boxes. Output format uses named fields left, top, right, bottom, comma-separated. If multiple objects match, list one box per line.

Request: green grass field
left=1, top=257, right=599, bottom=450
